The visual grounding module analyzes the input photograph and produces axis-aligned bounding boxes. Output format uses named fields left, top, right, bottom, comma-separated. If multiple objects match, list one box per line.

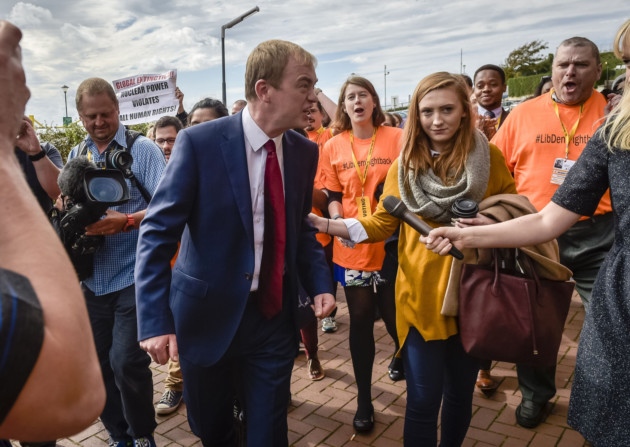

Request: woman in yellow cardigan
left=310, top=72, right=516, bottom=446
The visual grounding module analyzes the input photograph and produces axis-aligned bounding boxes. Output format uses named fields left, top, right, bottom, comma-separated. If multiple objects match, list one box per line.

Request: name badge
left=356, top=196, right=372, bottom=218
left=551, top=158, right=576, bottom=185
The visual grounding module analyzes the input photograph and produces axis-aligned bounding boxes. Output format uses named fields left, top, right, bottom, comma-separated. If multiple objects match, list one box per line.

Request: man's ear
left=255, top=79, right=271, bottom=103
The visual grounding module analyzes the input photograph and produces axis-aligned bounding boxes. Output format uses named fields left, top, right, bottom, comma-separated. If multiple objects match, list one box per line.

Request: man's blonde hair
left=76, top=77, right=118, bottom=113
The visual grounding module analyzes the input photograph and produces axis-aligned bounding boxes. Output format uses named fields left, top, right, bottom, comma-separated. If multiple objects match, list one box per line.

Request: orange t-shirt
left=307, top=127, right=335, bottom=246
left=321, top=126, right=403, bottom=270
left=492, top=91, right=611, bottom=215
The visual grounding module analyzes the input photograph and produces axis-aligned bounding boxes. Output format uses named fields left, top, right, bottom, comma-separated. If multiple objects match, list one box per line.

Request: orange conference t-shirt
left=492, top=90, right=611, bottom=216
left=320, top=125, right=402, bottom=271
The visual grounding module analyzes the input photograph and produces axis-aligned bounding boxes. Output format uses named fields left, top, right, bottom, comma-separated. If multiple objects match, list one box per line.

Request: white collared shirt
left=241, top=106, right=284, bottom=290
left=477, top=105, right=504, bottom=118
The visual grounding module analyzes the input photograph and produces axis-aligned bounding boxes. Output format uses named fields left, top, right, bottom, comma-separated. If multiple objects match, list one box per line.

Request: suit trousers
left=179, top=297, right=297, bottom=447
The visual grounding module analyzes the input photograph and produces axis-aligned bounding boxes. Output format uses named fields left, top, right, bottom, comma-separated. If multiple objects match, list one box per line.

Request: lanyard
left=349, top=128, right=377, bottom=196
left=551, top=89, right=584, bottom=159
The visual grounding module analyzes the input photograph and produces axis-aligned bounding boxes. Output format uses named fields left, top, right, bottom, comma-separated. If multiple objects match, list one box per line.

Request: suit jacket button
left=245, top=273, right=252, bottom=281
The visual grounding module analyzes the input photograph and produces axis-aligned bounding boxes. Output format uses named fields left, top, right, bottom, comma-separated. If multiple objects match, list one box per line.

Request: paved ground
left=40, top=289, right=589, bottom=446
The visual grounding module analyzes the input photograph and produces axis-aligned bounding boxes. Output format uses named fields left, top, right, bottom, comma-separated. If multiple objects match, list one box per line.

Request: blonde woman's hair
left=604, top=19, right=630, bottom=150
left=401, top=72, right=474, bottom=186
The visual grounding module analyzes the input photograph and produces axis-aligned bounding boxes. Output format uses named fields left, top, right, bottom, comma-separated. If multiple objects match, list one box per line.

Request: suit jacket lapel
left=221, top=115, right=254, bottom=249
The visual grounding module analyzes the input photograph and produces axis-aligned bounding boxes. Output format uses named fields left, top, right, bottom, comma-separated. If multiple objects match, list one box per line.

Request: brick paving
left=35, top=290, right=588, bottom=446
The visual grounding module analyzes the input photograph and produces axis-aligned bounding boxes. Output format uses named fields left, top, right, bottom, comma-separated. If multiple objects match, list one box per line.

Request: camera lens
left=87, top=177, right=126, bottom=202
left=451, top=198, right=479, bottom=218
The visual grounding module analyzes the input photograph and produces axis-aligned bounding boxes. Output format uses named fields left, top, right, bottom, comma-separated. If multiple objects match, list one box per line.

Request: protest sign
left=112, top=70, right=179, bottom=125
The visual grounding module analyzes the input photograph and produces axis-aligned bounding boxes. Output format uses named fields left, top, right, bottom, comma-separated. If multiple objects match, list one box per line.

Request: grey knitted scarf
left=398, top=130, right=490, bottom=223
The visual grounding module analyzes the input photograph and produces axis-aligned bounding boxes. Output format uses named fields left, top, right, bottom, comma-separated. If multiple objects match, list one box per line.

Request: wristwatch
left=28, top=150, right=47, bottom=161
left=123, top=214, right=135, bottom=232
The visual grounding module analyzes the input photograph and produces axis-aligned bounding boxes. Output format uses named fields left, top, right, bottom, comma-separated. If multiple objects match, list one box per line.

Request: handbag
left=458, top=248, right=575, bottom=366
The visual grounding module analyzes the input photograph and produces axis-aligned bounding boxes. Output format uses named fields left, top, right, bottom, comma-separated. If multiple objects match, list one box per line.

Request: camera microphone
left=58, top=156, right=96, bottom=203
left=382, top=195, right=464, bottom=260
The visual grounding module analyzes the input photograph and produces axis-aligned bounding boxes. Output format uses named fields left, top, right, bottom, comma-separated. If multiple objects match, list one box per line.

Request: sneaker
left=133, top=436, right=156, bottom=447
left=108, top=439, right=132, bottom=447
left=321, top=316, right=338, bottom=333
left=155, top=389, right=183, bottom=415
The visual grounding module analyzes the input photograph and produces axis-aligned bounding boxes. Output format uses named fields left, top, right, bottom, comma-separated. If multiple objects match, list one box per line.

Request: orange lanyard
left=551, top=89, right=584, bottom=159
left=349, top=128, right=377, bottom=196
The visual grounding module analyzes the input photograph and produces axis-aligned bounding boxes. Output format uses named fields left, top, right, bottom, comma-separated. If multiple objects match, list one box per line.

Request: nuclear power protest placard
left=112, top=70, right=179, bottom=125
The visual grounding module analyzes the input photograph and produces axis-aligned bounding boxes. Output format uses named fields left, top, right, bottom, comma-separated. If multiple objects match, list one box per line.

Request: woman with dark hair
left=187, top=97, right=229, bottom=126
left=313, top=72, right=516, bottom=445
left=534, top=75, right=553, bottom=97
left=319, top=76, right=403, bottom=433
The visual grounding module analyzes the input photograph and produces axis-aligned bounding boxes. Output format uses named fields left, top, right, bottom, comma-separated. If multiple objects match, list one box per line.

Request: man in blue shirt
left=68, top=77, right=165, bottom=447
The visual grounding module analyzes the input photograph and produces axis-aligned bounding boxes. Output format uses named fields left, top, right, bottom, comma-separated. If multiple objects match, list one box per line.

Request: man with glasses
left=154, top=116, right=182, bottom=162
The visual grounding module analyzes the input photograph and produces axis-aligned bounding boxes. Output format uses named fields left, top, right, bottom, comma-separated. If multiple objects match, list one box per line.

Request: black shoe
left=515, top=400, right=547, bottom=428
left=388, top=357, right=405, bottom=382
left=353, top=404, right=374, bottom=433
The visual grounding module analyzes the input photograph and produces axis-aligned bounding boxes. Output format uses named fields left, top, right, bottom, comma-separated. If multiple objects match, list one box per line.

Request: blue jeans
left=402, top=328, right=479, bottom=447
left=83, top=284, right=156, bottom=441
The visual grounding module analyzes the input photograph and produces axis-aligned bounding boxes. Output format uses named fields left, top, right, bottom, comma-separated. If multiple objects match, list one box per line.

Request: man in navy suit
left=135, top=40, right=336, bottom=446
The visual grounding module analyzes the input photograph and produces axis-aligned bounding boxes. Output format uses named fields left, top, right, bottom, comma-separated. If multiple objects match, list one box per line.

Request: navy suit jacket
left=135, top=113, right=333, bottom=366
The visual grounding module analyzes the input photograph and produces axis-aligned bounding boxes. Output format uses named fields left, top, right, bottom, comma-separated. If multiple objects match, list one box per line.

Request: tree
left=502, top=40, right=550, bottom=79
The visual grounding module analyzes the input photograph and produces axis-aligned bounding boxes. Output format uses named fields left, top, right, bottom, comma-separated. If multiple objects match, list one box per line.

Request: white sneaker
left=321, top=316, right=338, bottom=333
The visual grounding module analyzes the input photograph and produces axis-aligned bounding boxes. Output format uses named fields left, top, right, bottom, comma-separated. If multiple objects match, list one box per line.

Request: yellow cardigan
left=359, top=145, right=517, bottom=346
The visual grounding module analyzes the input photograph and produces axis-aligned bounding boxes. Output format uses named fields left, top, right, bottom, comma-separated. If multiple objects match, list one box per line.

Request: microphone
left=382, top=195, right=464, bottom=260
left=58, top=156, right=96, bottom=202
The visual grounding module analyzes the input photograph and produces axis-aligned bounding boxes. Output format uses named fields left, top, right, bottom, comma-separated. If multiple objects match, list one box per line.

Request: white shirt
left=241, top=106, right=285, bottom=290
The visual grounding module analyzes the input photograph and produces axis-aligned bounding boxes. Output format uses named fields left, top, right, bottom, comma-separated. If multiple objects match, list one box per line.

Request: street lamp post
left=384, top=65, right=390, bottom=110
left=221, top=6, right=260, bottom=106
left=61, top=85, right=69, bottom=126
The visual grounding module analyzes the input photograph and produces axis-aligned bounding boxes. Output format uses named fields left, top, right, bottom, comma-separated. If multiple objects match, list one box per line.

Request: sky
left=2, top=0, right=628, bottom=126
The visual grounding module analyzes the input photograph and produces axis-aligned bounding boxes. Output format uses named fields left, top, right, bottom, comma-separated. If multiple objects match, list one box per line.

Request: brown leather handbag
left=458, top=249, right=575, bottom=366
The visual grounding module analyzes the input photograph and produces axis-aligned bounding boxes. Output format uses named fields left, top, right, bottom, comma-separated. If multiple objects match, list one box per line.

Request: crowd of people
left=1, top=15, right=629, bottom=447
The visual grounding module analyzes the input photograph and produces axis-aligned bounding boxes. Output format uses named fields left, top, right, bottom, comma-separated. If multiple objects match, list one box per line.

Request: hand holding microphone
left=382, top=195, right=464, bottom=260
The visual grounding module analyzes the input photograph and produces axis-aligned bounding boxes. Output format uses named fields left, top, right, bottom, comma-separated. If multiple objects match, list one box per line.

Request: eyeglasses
left=156, top=138, right=176, bottom=145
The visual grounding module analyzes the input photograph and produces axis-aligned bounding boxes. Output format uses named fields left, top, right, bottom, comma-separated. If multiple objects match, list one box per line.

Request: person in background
left=135, top=39, right=335, bottom=446
left=534, top=75, right=553, bottom=97
left=301, top=101, right=336, bottom=380
left=425, top=22, right=630, bottom=447
left=473, top=64, right=509, bottom=141
left=230, top=99, right=247, bottom=115
left=145, top=124, right=156, bottom=141
left=490, top=36, right=611, bottom=429
left=0, top=19, right=105, bottom=442
left=320, top=75, right=402, bottom=433
left=312, top=72, right=517, bottom=446
left=69, top=77, right=166, bottom=447
left=188, top=97, right=229, bottom=126
left=154, top=115, right=182, bottom=162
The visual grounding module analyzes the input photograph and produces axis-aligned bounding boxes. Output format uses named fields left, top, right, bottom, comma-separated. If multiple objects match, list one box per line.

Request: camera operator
left=68, top=77, right=166, bottom=447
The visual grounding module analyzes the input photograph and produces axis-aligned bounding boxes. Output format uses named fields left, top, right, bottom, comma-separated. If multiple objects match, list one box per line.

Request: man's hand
left=85, top=209, right=127, bottom=235
left=140, top=334, right=178, bottom=365
left=175, top=87, right=185, bottom=114
left=312, top=293, right=336, bottom=318
left=476, top=115, right=497, bottom=140
left=0, top=20, right=30, bottom=149
left=15, top=116, right=41, bottom=155
left=605, top=93, right=622, bottom=115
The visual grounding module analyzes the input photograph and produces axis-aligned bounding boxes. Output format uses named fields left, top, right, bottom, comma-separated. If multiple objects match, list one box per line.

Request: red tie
left=257, top=139, right=285, bottom=318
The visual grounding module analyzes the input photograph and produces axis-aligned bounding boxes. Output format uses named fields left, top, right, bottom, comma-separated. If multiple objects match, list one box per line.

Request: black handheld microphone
left=383, top=195, right=464, bottom=260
